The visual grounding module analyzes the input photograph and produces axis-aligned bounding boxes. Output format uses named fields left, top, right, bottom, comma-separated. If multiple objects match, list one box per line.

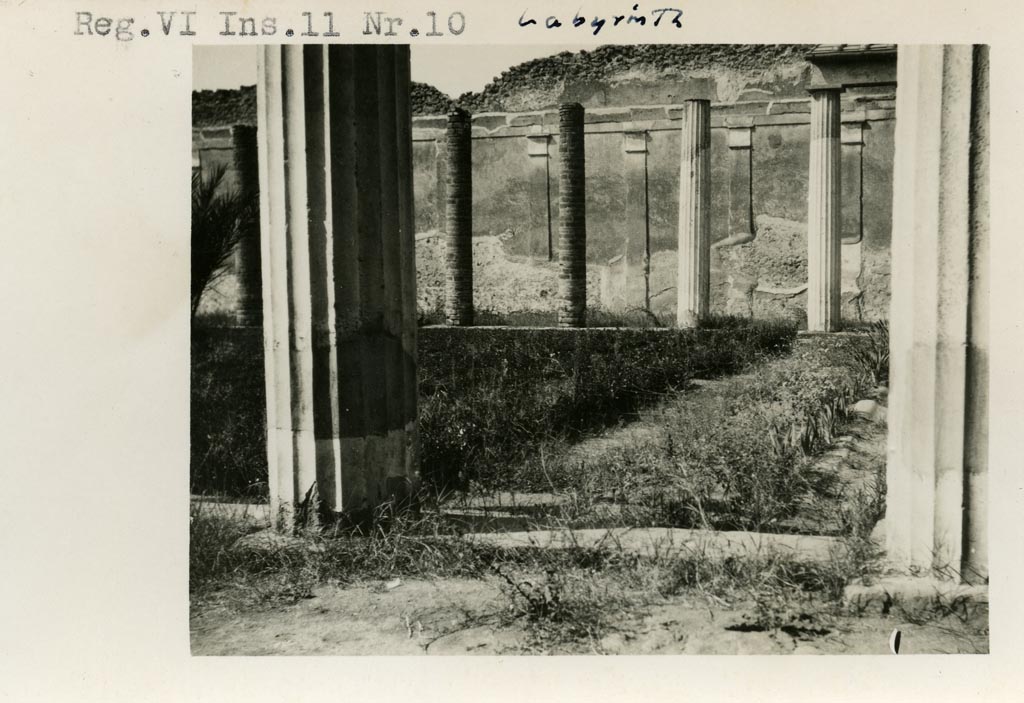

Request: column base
left=843, top=576, right=988, bottom=623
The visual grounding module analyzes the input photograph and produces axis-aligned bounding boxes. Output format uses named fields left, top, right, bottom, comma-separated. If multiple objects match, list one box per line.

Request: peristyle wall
left=411, top=92, right=894, bottom=323
left=193, top=46, right=896, bottom=325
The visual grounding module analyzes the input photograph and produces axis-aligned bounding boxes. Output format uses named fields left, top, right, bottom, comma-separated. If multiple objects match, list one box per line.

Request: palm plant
left=191, top=165, right=259, bottom=318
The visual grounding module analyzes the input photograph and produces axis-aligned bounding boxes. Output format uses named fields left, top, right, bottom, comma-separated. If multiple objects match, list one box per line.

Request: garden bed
left=190, top=316, right=796, bottom=498
left=418, top=319, right=796, bottom=490
left=519, top=333, right=885, bottom=532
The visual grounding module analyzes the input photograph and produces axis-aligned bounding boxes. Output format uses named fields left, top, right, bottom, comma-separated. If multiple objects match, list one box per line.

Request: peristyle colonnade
left=253, top=44, right=989, bottom=587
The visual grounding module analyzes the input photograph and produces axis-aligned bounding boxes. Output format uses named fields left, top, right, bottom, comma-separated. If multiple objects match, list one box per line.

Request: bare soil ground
left=191, top=576, right=986, bottom=655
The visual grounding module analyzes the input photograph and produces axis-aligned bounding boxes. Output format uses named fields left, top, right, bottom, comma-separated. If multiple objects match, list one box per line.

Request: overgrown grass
left=525, top=334, right=881, bottom=531
left=189, top=320, right=874, bottom=534
left=189, top=319, right=922, bottom=651
left=190, top=496, right=492, bottom=609
left=418, top=307, right=782, bottom=330
left=850, top=319, right=889, bottom=385
left=191, top=312, right=794, bottom=498
left=190, top=324, right=267, bottom=498
left=191, top=486, right=887, bottom=648
left=418, top=318, right=796, bottom=490
left=190, top=313, right=920, bottom=651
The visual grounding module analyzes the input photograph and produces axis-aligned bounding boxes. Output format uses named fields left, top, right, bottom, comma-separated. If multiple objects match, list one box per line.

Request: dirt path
left=191, top=577, right=986, bottom=655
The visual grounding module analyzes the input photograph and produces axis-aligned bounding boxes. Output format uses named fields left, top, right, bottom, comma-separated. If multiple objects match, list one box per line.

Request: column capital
left=806, top=84, right=847, bottom=94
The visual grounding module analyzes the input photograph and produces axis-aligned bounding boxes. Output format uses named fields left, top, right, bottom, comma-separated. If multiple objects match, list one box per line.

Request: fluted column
left=257, top=44, right=418, bottom=531
left=557, top=102, right=587, bottom=327
left=444, top=108, right=473, bottom=325
left=676, top=99, right=710, bottom=328
left=886, top=45, right=988, bottom=583
left=806, top=88, right=842, bottom=332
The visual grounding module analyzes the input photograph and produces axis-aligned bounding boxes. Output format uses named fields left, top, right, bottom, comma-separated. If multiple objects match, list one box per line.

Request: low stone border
left=844, top=576, right=988, bottom=621
left=463, top=527, right=847, bottom=564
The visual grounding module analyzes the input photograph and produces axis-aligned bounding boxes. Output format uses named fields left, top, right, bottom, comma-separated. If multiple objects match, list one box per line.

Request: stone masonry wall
left=193, top=46, right=895, bottom=325
left=411, top=95, right=895, bottom=324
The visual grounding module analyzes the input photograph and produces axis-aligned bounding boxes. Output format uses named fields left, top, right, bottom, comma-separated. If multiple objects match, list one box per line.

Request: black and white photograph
left=2, top=0, right=1021, bottom=700
left=189, top=42, right=989, bottom=655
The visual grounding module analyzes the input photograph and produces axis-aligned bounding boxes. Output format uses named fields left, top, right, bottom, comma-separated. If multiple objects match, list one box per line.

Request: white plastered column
left=676, top=99, right=711, bottom=328
left=806, top=88, right=842, bottom=332
left=257, top=45, right=418, bottom=530
left=886, top=45, right=988, bottom=583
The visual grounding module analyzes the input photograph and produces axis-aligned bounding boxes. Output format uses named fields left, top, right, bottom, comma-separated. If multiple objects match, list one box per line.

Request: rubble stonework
left=416, top=234, right=602, bottom=316
left=192, top=81, right=456, bottom=124
left=456, top=45, right=814, bottom=112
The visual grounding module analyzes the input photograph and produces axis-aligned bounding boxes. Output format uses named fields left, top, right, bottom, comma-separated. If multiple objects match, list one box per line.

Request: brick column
left=886, top=45, right=988, bottom=583
left=806, top=88, right=842, bottom=332
left=676, top=99, right=710, bottom=328
left=231, top=125, right=262, bottom=327
left=557, top=103, right=587, bottom=327
left=257, top=44, right=418, bottom=530
left=444, top=108, right=473, bottom=325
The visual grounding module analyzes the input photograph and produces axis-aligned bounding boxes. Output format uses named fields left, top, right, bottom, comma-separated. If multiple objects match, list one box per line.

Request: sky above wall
left=193, top=44, right=592, bottom=97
